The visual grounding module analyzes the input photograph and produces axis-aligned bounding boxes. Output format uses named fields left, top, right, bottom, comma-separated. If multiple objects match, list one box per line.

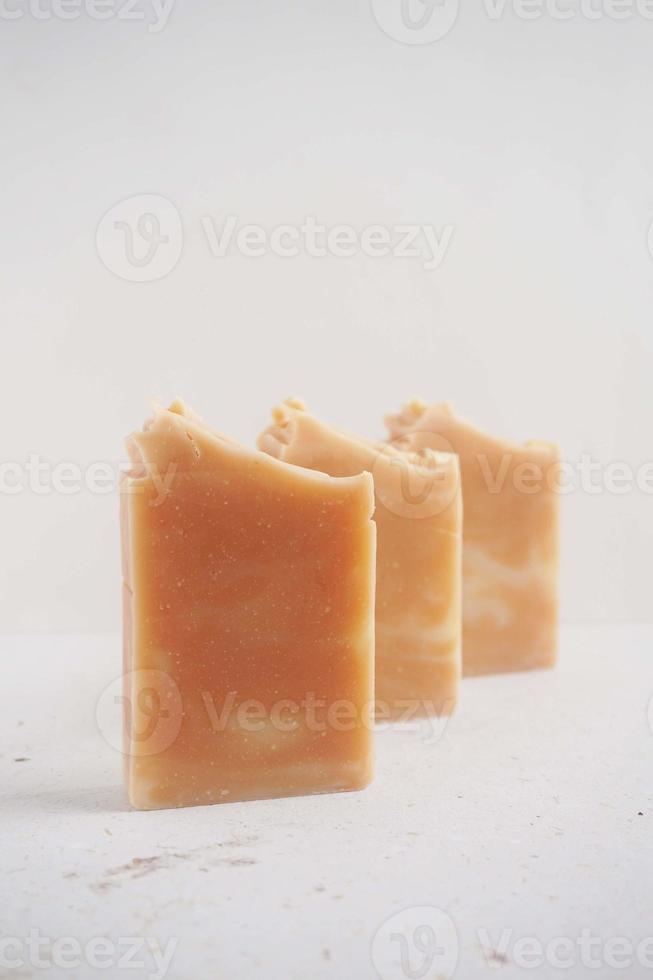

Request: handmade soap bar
left=386, top=401, right=559, bottom=676
left=258, top=400, right=462, bottom=720
left=121, top=400, right=376, bottom=810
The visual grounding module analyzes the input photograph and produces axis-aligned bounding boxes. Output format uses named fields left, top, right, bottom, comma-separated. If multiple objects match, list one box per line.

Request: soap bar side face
left=386, top=402, right=559, bottom=676
left=121, top=407, right=376, bottom=810
left=259, top=403, right=462, bottom=719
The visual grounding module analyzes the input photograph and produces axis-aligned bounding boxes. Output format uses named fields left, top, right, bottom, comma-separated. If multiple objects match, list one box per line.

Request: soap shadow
left=7, top=784, right=130, bottom=815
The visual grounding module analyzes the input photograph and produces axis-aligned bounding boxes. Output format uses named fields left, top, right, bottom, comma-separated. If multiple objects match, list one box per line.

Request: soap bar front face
left=259, top=401, right=462, bottom=720
left=121, top=402, right=376, bottom=810
left=386, top=402, right=559, bottom=676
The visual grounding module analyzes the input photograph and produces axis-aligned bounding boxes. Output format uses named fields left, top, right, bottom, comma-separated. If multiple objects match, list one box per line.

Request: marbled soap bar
left=259, top=399, right=462, bottom=720
left=121, top=400, right=376, bottom=809
left=386, top=401, right=559, bottom=676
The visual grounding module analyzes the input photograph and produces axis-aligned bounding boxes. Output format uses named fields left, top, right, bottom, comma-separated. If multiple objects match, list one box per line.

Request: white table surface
left=1, top=625, right=652, bottom=980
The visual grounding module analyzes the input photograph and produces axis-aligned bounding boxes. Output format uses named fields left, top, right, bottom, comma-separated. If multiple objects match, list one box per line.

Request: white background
left=2, top=0, right=653, bottom=634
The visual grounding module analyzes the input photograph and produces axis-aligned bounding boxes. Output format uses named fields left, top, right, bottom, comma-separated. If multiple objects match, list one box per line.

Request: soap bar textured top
left=259, top=400, right=462, bottom=720
left=386, top=401, right=559, bottom=677
left=121, top=400, right=376, bottom=810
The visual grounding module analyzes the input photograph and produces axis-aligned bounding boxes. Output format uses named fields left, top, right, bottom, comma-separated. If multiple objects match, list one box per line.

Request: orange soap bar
left=258, top=400, right=462, bottom=720
left=121, top=400, right=376, bottom=810
left=386, top=401, right=560, bottom=677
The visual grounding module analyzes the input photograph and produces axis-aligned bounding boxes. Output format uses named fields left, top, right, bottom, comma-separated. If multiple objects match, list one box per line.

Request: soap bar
left=258, top=400, right=462, bottom=720
left=121, top=400, right=376, bottom=810
left=386, top=401, right=559, bottom=676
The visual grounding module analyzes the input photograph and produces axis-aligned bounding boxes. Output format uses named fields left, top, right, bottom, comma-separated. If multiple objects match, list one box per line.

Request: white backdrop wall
left=1, top=0, right=652, bottom=634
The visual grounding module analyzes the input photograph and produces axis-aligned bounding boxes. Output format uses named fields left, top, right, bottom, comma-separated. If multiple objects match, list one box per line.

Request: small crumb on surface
left=486, top=949, right=509, bottom=965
